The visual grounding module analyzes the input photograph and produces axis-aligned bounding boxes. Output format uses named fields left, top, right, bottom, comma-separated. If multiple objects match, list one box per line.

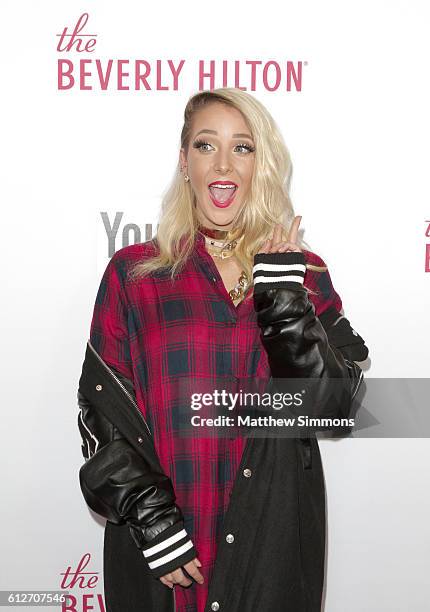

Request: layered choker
left=197, top=225, right=241, bottom=260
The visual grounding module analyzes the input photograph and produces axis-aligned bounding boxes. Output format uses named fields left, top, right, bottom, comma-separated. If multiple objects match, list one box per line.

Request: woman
left=77, top=88, right=368, bottom=612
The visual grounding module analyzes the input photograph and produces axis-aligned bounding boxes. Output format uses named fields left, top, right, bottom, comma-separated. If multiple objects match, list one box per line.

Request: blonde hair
left=128, top=87, right=325, bottom=283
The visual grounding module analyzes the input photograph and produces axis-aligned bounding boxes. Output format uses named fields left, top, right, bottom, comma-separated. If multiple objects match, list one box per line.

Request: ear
left=179, top=148, right=187, bottom=172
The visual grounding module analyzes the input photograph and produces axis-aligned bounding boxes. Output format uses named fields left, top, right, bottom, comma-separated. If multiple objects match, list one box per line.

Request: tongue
left=209, top=186, right=235, bottom=203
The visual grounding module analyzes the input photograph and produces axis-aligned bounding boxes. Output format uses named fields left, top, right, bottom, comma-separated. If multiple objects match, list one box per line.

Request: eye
left=192, top=139, right=214, bottom=152
left=234, top=143, right=256, bottom=154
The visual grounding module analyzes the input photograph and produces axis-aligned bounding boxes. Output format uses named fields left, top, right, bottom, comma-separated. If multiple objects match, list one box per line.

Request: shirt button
left=243, top=468, right=252, bottom=478
left=137, top=437, right=144, bottom=444
left=95, top=384, right=103, bottom=391
left=211, top=602, right=220, bottom=611
left=226, top=533, right=234, bottom=543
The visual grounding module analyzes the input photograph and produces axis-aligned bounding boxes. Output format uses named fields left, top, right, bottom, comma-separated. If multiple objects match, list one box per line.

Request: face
left=179, top=102, right=255, bottom=230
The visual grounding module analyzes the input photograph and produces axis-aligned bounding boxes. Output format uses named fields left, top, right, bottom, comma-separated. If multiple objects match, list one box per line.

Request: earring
left=184, top=174, right=190, bottom=182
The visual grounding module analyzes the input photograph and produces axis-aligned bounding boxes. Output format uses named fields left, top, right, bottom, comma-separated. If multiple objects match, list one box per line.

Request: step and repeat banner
left=1, top=1, right=429, bottom=611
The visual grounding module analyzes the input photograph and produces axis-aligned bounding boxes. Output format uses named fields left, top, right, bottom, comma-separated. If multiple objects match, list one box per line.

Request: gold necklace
left=229, top=271, right=249, bottom=302
left=205, top=239, right=238, bottom=259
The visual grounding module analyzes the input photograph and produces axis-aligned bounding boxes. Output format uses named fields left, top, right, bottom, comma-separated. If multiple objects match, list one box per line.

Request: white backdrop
left=1, top=1, right=430, bottom=610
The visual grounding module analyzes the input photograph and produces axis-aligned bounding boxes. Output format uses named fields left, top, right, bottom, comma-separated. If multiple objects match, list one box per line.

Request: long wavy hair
left=128, top=87, right=324, bottom=283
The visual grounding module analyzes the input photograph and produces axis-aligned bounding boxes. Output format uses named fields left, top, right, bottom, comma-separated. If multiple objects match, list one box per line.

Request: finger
left=257, top=239, right=271, bottom=254
left=275, top=242, right=302, bottom=253
left=159, top=576, right=174, bottom=589
left=183, top=560, right=204, bottom=584
left=171, top=568, right=192, bottom=587
left=287, top=216, right=302, bottom=244
left=269, top=240, right=286, bottom=253
left=194, top=558, right=202, bottom=568
left=270, top=240, right=296, bottom=253
left=272, top=224, right=283, bottom=246
left=265, top=234, right=274, bottom=252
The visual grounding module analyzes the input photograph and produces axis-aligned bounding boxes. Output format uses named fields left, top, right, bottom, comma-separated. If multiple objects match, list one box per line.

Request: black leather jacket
left=78, top=339, right=199, bottom=579
left=77, top=250, right=368, bottom=611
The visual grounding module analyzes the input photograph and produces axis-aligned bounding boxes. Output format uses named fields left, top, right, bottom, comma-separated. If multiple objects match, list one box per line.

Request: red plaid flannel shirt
left=89, top=231, right=342, bottom=612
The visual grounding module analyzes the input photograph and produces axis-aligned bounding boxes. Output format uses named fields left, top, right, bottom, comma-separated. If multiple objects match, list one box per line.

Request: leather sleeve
left=253, top=251, right=367, bottom=434
left=77, top=366, right=198, bottom=579
left=317, top=305, right=368, bottom=363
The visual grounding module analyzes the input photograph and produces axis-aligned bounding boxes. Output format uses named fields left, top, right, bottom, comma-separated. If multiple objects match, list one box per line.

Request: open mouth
left=208, top=181, right=238, bottom=208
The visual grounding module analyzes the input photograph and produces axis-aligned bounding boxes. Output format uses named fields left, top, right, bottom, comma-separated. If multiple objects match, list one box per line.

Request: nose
left=213, top=149, right=232, bottom=174
left=215, top=165, right=231, bottom=175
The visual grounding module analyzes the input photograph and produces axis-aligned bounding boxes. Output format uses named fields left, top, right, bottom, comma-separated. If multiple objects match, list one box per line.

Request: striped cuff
left=141, top=521, right=197, bottom=578
left=253, top=252, right=306, bottom=293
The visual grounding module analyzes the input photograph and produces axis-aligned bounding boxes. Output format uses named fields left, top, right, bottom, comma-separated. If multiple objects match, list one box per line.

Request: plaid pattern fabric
left=89, top=231, right=342, bottom=612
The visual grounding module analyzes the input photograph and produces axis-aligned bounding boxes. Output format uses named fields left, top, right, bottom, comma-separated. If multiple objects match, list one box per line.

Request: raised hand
left=257, top=216, right=302, bottom=254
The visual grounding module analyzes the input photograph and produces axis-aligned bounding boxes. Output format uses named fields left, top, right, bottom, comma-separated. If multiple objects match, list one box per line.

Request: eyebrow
left=194, top=129, right=254, bottom=140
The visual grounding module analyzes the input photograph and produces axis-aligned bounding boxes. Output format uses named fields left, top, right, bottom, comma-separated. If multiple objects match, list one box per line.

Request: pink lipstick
left=208, top=181, right=238, bottom=208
